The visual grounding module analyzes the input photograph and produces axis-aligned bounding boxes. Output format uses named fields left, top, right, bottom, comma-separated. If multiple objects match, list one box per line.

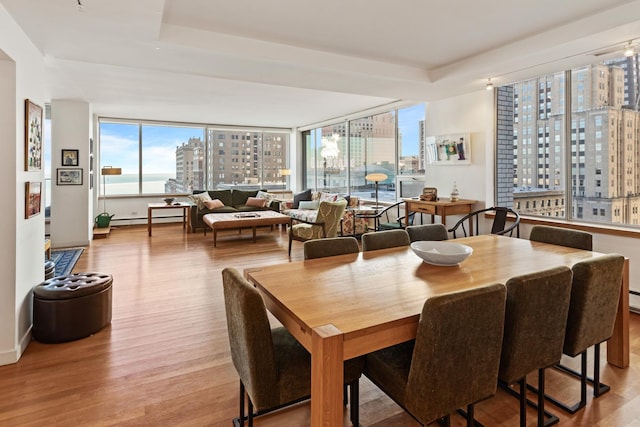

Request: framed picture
left=61, top=149, right=79, bottom=166
left=24, top=99, right=43, bottom=171
left=425, top=132, right=471, bottom=165
left=25, top=181, right=42, bottom=219
left=57, top=168, right=83, bottom=185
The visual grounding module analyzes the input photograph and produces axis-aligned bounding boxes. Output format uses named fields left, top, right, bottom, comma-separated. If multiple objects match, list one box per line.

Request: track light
left=624, top=41, right=636, bottom=57
left=486, top=78, right=494, bottom=91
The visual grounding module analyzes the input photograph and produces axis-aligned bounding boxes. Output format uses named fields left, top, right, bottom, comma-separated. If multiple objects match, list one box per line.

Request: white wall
left=425, top=89, right=640, bottom=303
left=0, top=3, right=46, bottom=365
left=50, top=100, right=92, bottom=247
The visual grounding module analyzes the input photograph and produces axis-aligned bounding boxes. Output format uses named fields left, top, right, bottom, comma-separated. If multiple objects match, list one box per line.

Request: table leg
left=182, top=206, right=187, bottom=230
left=147, top=207, right=152, bottom=236
left=214, top=229, right=218, bottom=247
left=252, top=227, right=257, bottom=243
left=607, top=258, right=629, bottom=367
left=311, top=324, right=343, bottom=427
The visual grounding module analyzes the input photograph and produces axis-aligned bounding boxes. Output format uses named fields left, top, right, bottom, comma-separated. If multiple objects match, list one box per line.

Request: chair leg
left=499, top=378, right=559, bottom=427
left=466, top=404, right=474, bottom=427
left=288, top=230, right=293, bottom=257
left=248, top=397, right=254, bottom=427
left=349, top=380, right=359, bottom=426
left=233, top=381, right=245, bottom=427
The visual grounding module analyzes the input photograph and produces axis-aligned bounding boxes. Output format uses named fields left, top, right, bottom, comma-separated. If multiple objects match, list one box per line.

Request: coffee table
left=202, top=211, right=291, bottom=247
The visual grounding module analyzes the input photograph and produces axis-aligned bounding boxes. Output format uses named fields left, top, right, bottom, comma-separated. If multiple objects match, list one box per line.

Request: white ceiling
left=2, top=0, right=640, bottom=128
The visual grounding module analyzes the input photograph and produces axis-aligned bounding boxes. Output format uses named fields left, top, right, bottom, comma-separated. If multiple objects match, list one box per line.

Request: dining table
left=245, top=234, right=629, bottom=427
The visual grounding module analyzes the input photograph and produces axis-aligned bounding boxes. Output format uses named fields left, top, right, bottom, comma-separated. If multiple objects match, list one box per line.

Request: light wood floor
left=2, top=223, right=640, bottom=426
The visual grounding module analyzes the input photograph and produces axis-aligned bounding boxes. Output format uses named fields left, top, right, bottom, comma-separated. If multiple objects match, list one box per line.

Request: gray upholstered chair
left=364, top=283, right=507, bottom=426
left=289, top=200, right=347, bottom=257
left=406, top=223, right=448, bottom=243
left=304, top=236, right=360, bottom=260
left=361, top=229, right=410, bottom=252
left=529, top=225, right=593, bottom=250
left=221, top=267, right=363, bottom=426
left=541, top=254, right=625, bottom=413
left=498, top=266, right=572, bottom=427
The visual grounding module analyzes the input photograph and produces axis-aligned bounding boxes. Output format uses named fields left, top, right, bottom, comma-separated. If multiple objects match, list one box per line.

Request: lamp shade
left=101, top=166, right=122, bottom=176
left=280, top=168, right=291, bottom=176
left=365, top=173, right=387, bottom=182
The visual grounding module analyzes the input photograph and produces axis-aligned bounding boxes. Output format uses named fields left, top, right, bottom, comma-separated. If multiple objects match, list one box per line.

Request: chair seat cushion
left=291, top=223, right=324, bottom=240
left=364, top=340, right=415, bottom=406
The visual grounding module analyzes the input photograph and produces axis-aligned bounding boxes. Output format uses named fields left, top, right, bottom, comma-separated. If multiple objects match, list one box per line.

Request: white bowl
left=410, top=241, right=473, bottom=266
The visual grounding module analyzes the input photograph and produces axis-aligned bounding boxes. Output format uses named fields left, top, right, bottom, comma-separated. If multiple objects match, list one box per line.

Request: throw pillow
left=298, top=200, right=319, bottom=210
left=256, top=190, right=276, bottom=205
left=188, top=192, right=212, bottom=210
left=293, top=189, right=312, bottom=209
left=246, top=197, right=267, bottom=208
left=204, top=199, right=224, bottom=209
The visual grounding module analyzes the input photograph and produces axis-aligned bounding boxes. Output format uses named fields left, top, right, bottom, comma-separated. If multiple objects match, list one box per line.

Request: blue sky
left=398, top=103, right=425, bottom=156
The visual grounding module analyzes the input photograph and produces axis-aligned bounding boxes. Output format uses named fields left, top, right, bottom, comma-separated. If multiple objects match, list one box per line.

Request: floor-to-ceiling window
left=496, top=53, right=640, bottom=228
left=99, top=119, right=289, bottom=196
left=302, top=103, right=424, bottom=203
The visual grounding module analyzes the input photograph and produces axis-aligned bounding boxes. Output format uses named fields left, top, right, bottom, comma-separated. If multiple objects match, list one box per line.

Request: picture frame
left=57, top=168, right=83, bottom=185
left=25, top=181, right=42, bottom=219
left=61, top=149, right=79, bottom=166
left=425, top=132, right=471, bottom=165
left=24, top=99, right=43, bottom=171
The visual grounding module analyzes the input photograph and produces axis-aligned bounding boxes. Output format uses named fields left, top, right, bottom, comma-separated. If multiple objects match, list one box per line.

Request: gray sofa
left=189, top=188, right=279, bottom=233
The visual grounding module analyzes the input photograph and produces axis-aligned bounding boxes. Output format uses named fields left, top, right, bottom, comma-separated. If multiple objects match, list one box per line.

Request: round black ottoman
left=33, top=272, right=113, bottom=343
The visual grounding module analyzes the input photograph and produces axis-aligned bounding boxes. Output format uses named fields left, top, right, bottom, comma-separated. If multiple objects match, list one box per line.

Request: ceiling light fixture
left=624, top=41, right=636, bottom=57
left=486, top=78, right=494, bottom=91
left=76, top=0, right=83, bottom=11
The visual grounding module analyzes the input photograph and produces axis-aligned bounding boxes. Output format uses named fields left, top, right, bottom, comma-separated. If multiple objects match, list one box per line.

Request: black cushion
left=292, top=189, right=312, bottom=209
left=207, top=189, right=233, bottom=207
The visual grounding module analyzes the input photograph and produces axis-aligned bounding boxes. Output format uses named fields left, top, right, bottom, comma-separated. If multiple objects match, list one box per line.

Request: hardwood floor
left=1, top=223, right=639, bottom=426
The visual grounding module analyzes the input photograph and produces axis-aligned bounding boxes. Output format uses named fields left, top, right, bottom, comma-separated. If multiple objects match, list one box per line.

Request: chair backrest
left=529, top=225, right=592, bottom=251
left=221, top=267, right=279, bottom=409
left=361, top=229, right=410, bottom=252
left=563, top=254, right=625, bottom=357
left=449, top=206, right=520, bottom=238
left=376, top=201, right=414, bottom=230
left=406, top=224, right=448, bottom=243
left=404, top=284, right=507, bottom=424
left=498, top=266, right=573, bottom=384
left=315, top=200, right=347, bottom=238
left=304, top=236, right=360, bottom=260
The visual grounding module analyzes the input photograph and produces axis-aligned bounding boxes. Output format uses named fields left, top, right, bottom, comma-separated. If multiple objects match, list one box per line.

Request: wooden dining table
left=245, top=234, right=629, bottom=427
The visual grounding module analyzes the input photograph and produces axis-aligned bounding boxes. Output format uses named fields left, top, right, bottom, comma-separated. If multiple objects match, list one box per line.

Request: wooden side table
left=147, top=202, right=190, bottom=236
left=403, top=198, right=476, bottom=230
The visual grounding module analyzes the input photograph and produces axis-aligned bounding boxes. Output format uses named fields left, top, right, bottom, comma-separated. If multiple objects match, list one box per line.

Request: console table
left=147, top=202, right=190, bottom=236
left=403, top=198, right=476, bottom=229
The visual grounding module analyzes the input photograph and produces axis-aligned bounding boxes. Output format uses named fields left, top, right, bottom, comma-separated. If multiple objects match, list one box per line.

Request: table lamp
left=365, top=173, right=387, bottom=209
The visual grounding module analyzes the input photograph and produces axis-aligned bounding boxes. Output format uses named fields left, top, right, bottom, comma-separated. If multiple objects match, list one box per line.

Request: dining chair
left=498, top=266, right=572, bottom=427
left=364, top=283, right=507, bottom=426
left=303, top=236, right=360, bottom=260
left=406, top=223, right=448, bottom=243
left=529, top=225, right=592, bottom=250
left=288, top=200, right=347, bottom=257
left=221, top=267, right=363, bottom=426
left=357, top=201, right=415, bottom=231
left=361, top=229, right=410, bottom=251
left=531, top=254, right=625, bottom=414
left=448, top=206, right=520, bottom=238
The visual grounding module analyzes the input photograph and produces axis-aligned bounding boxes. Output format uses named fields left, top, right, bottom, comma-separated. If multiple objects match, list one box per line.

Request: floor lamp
left=365, top=173, right=387, bottom=209
left=279, top=168, right=291, bottom=193
left=100, top=166, right=121, bottom=214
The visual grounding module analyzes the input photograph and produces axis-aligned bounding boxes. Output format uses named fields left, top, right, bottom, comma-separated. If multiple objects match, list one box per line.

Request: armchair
left=355, top=201, right=415, bottom=232
left=288, top=200, right=347, bottom=256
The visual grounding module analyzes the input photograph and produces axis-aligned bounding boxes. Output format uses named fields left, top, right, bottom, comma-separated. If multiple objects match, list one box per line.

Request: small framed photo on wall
left=25, top=181, right=42, bottom=219
left=24, top=100, right=43, bottom=171
left=62, top=149, right=79, bottom=166
left=57, top=168, right=83, bottom=185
